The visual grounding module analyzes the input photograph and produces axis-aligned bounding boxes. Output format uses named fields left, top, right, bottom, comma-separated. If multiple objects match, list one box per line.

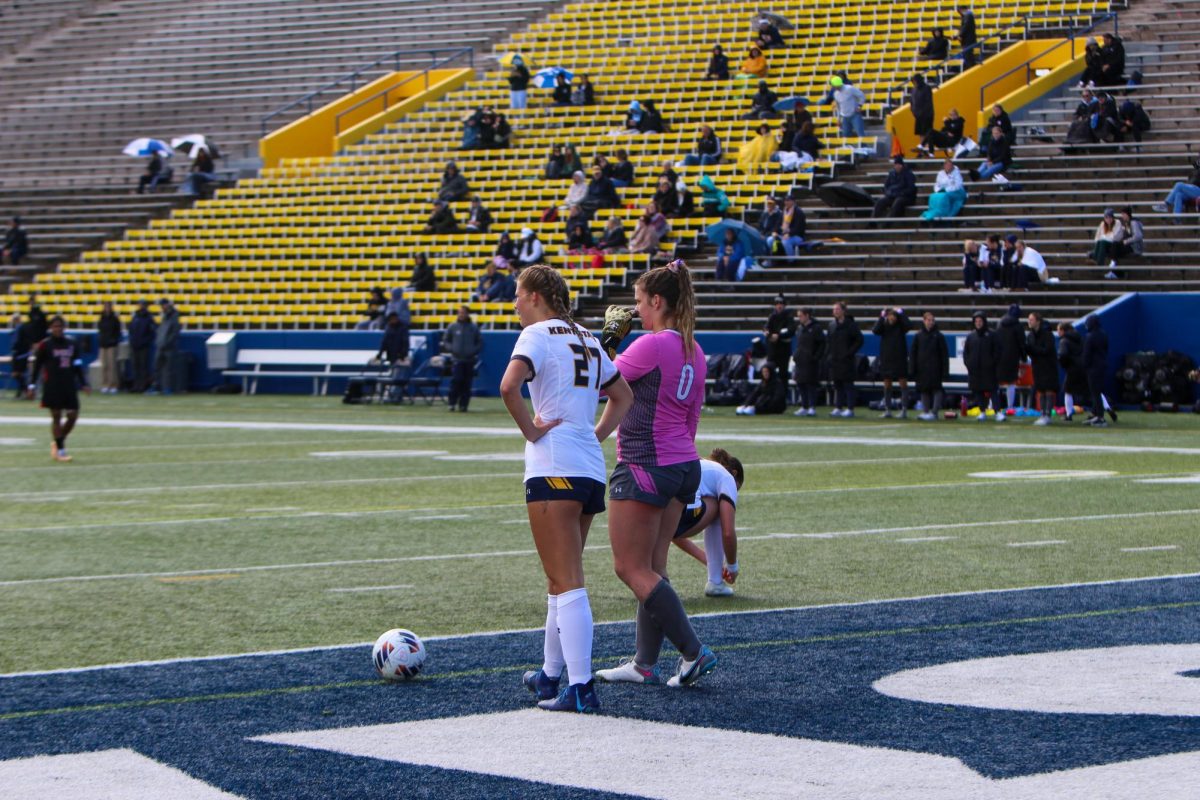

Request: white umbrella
left=171, top=134, right=209, bottom=157
left=122, top=138, right=172, bottom=158
left=533, top=67, right=573, bottom=89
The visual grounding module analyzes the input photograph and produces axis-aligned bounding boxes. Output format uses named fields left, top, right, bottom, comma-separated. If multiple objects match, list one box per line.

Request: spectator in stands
left=96, top=301, right=122, bottom=394
left=437, top=162, right=469, bottom=203
left=735, top=363, right=787, bottom=415
left=919, top=28, right=950, bottom=60
left=755, top=20, right=786, bottom=50
left=982, top=103, right=1014, bottom=147
left=968, top=125, right=1011, bottom=181
left=1151, top=155, right=1200, bottom=218
left=507, top=55, right=530, bottom=109
left=1015, top=238, right=1059, bottom=286
left=516, top=227, right=544, bottom=267
left=640, top=99, right=666, bottom=133
left=628, top=201, right=669, bottom=255
left=832, top=76, right=867, bottom=137
left=3, top=217, right=29, bottom=265
left=1083, top=315, right=1110, bottom=426
left=673, top=180, right=696, bottom=217
left=1000, top=234, right=1020, bottom=288
left=791, top=307, right=824, bottom=417
left=963, top=310, right=998, bottom=417
left=384, top=287, right=411, bottom=325
left=618, top=100, right=644, bottom=135
left=443, top=305, right=483, bottom=412
left=745, top=81, right=780, bottom=119
left=179, top=148, right=216, bottom=197
left=1094, top=92, right=1121, bottom=144
left=780, top=194, right=808, bottom=257
left=597, top=216, right=627, bottom=253
left=409, top=254, right=437, bottom=292
left=909, top=74, right=934, bottom=141
left=565, top=205, right=594, bottom=251
left=960, top=239, right=984, bottom=292
left=356, top=287, right=387, bottom=331
left=910, top=311, right=949, bottom=420
left=657, top=159, right=680, bottom=188
left=741, top=47, right=768, bottom=79
left=1026, top=311, right=1060, bottom=426
left=582, top=163, right=621, bottom=213
left=758, top=196, right=783, bottom=252
left=571, top=74, right=596, bottom=106
left=653, top=177, right=679, bottom=217
left=127, top=300, right=156, bottom=392
left=1113, top=206, right=1143, bottom=275
left=150, top=298, right=180, bottom=395
left=792, top=120, right=821, bottom=160
left=465, top=197, right=492, bottom=234
left=918, top=109, right=965, bottom=157
left=490, top=113, right=512, bottom=149
left=697, top=174, right=731, bottom=216
left=564, top=170, right=588, bottom=208
left=1099, top=33, right=1125, bottom=86
left=1090, top=208, right=1124, bottom=278
left=544, top=145, right=567, bottom=180
left=873, top=307, right=911, bottom=417
left=737, top=123, right=777, bottom=173
left=609, top=148, right=635, bottom=186
left=921, top=158, right=966, bottom=222
left=476, top=259, right=506, bottom=300
left=1056, top=321, right=1089, bottom=421
left=1117, top=99, right=1151, bottom=148
left=376, top=312, right=410, bottom=364
left=461, top=106, right=485, bottom=149
left=137, top=152, right=172, bottom=194
left=562, top=144, right=584, bottom=175
left=683, top=125, right=723, bottom=167
left=714, top=228, right=746, bottom=282
left=764, top=295, right=794, bottom=377
left=978, top=234, right=1001, bottom=289
left=705, top=45, right=730, bottom=80
left=956, top=6, right=978, bottom=69
left=872, top=156, right=918, bottom=221
left=552, top=72, right=572, bottom=105
left=1079, top=39, right=1103, bottom=88
left=423, top=200, right=458, bottom=234
left=495, top=232, right=517, bottom=262
left=994, top=303, right=1025, bottom=419
left=827, top=301, right=863, bottom=417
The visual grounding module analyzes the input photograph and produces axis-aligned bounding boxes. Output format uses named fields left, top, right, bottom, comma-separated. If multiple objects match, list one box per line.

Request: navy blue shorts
left=525, top=476, right=606, bottom=516
left=674, top=503, right=706, bottom=538
left=609, top=460, right=701, bottom=509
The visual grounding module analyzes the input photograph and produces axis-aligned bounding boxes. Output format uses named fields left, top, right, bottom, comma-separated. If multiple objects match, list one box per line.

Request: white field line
left=0, top=436, right=403, bottom=459
left=4, top=508, right=1196, bottom=588
left=1122, top=545, right=1180, bottom=553
left=5, top=414, right=1200, bottom=455
left=325, top=584, right=415, bottom=593
left=1007, top=540, right=1069, bottom=547
left=5, top=570, right=1200, bottom=678
left=896, top=536, right=958, bottom=543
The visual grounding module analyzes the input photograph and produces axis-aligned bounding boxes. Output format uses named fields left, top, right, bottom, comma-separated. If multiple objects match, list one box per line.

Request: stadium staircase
left=5, top=0, right=1169, bottom=334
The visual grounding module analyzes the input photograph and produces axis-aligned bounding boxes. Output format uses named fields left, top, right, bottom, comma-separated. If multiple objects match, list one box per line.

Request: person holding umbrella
left=714, top=228, right=746, bottom=282
left=507, top=55, right=531, bottom=109
left=136, top=151, right=171, bottom=194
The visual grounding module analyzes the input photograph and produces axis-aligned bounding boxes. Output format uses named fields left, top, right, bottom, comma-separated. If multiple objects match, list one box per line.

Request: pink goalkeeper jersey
left=614, top=329, right=706, bottom=467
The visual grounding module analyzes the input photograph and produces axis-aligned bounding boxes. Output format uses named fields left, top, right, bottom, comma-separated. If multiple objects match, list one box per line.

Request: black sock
left=55, top=437, right=65, bottom=449
left=642, top=579, right=701, bottom=662
left=634, top=601, right=664, bottom=668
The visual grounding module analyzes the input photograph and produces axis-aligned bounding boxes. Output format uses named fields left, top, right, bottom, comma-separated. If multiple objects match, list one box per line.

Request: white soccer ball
left=372, top=628, right=426, bottom=680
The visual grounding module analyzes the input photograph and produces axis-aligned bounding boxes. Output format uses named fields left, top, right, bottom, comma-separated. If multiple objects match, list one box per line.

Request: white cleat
left=704, top=581, right=734, bottom=597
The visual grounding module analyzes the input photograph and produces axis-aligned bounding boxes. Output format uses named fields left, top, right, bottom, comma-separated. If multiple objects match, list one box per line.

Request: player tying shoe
left=500, top=265, right=633, bottom=713
left=596, top=260, right=719, bottom=689
left=28, top=315, right=89, bottom=462
left=671, top=448, right=744, bottom=597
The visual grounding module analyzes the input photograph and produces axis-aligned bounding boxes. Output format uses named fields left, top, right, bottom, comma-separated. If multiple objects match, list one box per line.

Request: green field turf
left=2, top=395, right=1198, bottom=674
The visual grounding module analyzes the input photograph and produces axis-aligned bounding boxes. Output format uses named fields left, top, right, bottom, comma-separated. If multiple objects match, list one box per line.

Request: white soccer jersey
left=510, top=319, right=620, bottom=483
left=687, top=459, right=739, bottom=511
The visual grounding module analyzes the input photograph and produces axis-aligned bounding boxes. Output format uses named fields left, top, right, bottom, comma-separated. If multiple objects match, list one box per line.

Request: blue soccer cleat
left=667, top=645, right=718, bottom=688
left=537, top=679, right=600, bottom=713
left=522, top=669, right=561, bottom=701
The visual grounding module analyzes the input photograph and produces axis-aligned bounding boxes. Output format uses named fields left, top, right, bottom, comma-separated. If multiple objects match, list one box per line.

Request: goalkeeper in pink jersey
left=595, top=260, right=718, bottom=688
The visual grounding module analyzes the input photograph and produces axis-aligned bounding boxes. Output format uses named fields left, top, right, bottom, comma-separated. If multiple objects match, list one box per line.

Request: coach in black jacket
left=763, top=296, right=794, bottom=377
left=872, top=307, right=911, bottom=417
left=1083, top=315, right=1110, bottom=425
left=910, top=311, right=949, bottom=418
left=963, top=310, right=999, bottom=414
left=792, top=307, right=826, bottom=415
left=1025, top=311, right=1059, bottom=424
left=827, top=302, right=864, bottom=416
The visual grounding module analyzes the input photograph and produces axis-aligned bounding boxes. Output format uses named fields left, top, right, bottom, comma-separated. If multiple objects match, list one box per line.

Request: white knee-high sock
left=1064, top=392, right=1074, bottom=412
left=1102, top=393, right=1112, bottom=411
left=555, top=588, right=593, bottom=685
left=1006, top=384, right=1016, bottom=409
left=542, top=594, right=564, bottom=679
left=703, top=524, right=724, bottom=585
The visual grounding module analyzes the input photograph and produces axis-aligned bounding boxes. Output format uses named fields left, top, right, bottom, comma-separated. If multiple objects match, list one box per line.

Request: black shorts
left=609, top=460, right=701, bottom=509
left=41, top=384, right=79, bottom=411
left=674, top=503, right=706, bottom=538
left=525, top=476, right=606, bottom=516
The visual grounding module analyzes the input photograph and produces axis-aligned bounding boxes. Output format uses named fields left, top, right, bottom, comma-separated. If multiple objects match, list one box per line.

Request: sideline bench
left=224, top=348, right=380, bottom=395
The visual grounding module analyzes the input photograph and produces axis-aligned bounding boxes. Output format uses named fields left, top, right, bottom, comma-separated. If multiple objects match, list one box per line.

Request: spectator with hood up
left=910, top=311, right=949, bottom=420
left=128, top=300, right=156, bottom=392
left=827, top=301, right=863, bottom=417
left=994, top=303, right=1026, bottom=420
left=873, top=307, right=911, bottom=417
left=1026, top=311, right=1060, bottom=426
left=791, top=307, right=825, bottom=417
left=705, top=45, right=730, bottom=80
left=735, top=363, right=787, bottom=415
left=963, top=310, right=999, bottom=417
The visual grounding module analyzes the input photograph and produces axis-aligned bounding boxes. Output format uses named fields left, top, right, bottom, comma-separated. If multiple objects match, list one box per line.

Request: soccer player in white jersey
left=500, top=264, right=633, bottom=712
left=672, top=448, right=744, bottom=596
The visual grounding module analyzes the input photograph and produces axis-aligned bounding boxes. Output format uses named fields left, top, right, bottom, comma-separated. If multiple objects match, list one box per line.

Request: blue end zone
left=3, top=576, right=1200, bottom=798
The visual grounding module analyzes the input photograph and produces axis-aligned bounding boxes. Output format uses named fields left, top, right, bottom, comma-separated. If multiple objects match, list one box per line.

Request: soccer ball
left=372, top=628, right=426, bottom=680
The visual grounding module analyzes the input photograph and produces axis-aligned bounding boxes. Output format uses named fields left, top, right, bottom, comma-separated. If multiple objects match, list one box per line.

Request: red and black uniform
left=31, top=335, right=87, bottom=410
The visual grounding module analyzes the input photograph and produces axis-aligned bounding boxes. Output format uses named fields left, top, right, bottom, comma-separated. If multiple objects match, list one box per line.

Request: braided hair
left=708, top=447, right=744, bottom=489
left=517, top=264, right=591, bottom=361
left=635, top=260, right=696, bottom=358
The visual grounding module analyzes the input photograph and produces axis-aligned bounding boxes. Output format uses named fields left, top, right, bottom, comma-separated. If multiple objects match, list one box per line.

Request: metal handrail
left=333, top=48, right=473, bottom=135
left=260, top=47, right=473, bottom=139
left=977, top=12, right=1119, bottom=110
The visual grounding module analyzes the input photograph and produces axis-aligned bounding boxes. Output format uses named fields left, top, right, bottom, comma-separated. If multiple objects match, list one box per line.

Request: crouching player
left=28, top=315, right=89, bottom=462
left=673, top=448, right=744, bottom=596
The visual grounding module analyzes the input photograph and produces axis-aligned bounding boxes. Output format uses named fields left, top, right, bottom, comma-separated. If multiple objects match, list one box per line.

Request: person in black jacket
left=437, top=162, right=469, bottom=203
left=994, top=303, right=1025, bottom=420
left=1098, top=33, right=1125, bottom=87
left=763, top=296, right=794, bottom=377
left=736, top=363, right=787, bottom=415
left=408, top=254, right=437, bottom=292
left=581, top=164, right=621, bottom=213
left=1056, top=322, right=1089, bottom=421
left=957, top=7, right=978, bottom=69
left=909, top=74, right=935, bottom=140
left=464, top=197, right=493, bottom=234
left=3, top=217, right=29, bottom=265
left=910, top=311, right=949, bottom=420
left=1026, top=312, right=1060, bottom=426
left=127, top=300, right=156, bottom=393
left=507, top=55, right=530, bottom=109
left=873, top=307, right=911, bottom=418
left=969, top=126, right=1011, bottom=181
left=610, top=149, right=635, bottom=186
left=791, top=307, right=825, bottom=416
left=745, top=81, right=780, bottom=120
left=919, top=28, right=950, bottom=60
left=758, top=196, right=783, bottom=253
left=919, top=109, right=965, bottom=156
left=827, top=301, right=863, bottom=417
left=443, top=305, right=483, bottom=412
left=96, top=301, right=122, bottom=393
left=704, top=45, right=730, bottom=80
left=981, top=104, right=1014, bottom=147
left=873, top=157, right=918, bottom=220
left=754, top=21, right=786, bottom=50
left=1082, top=314, right=1111, bottom=426
left=375, top=312, right=409, bottom=364
left=423, top=200, right=459, bottom=234
left=552, top=72, right=572, bottom=105
left=963, top=310, right=999, bottom=417
left=9, top=312, right=34, bottom=397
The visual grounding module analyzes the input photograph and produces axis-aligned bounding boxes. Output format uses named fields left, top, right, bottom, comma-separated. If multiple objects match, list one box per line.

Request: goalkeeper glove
left=600, top=305, right=633, bottom=359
